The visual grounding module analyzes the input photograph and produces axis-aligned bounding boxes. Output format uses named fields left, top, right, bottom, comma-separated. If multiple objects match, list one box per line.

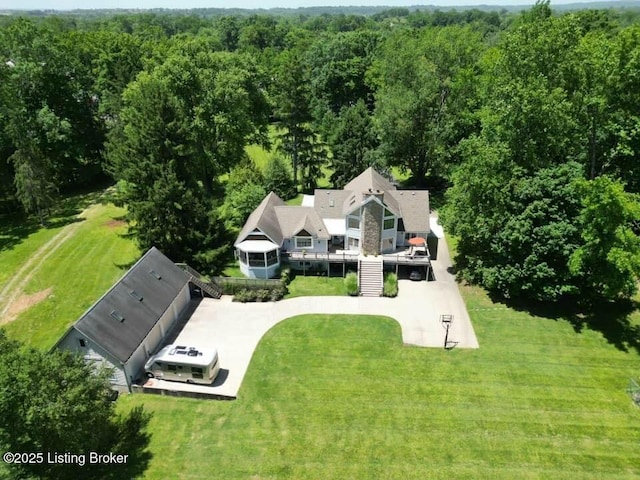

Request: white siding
left=282, top=238, right=328, bottom=253
left=57, top=329, right=127, bottom=389
left=125, top=283, right=192, bottom=383
left=158, top=283, right=189, bottom=340
left=56, top=283, right=192, bottom=392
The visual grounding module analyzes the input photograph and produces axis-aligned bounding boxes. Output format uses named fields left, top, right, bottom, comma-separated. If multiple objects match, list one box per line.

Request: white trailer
left=144, top=345, right=220, bottom=385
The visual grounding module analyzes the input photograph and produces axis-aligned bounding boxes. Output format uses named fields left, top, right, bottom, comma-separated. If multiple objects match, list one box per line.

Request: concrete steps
left=358, top=256, right=383, bottom=297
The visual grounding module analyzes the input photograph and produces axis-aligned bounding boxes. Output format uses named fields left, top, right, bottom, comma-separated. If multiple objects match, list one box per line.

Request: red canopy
left=408, top=237, right=426, bottom=246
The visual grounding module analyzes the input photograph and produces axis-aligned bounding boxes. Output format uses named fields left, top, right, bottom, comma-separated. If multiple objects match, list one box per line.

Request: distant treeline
left=4, top=0, right=640, bottom=18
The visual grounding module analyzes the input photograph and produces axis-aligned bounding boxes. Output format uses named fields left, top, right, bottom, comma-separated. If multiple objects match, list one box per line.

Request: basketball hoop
left=440, top=314, right=456, bottom=350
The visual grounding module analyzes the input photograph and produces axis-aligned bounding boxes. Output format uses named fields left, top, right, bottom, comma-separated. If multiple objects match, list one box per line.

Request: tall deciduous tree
left=374, top=25, right=483, bottom=185
left=0, top=19, right=105, bottom=196
left=569, top=177, right=640, bottom=300
left=442, top=141, right=586, bottom=301
left=0, top=330, right=152, bottom=480
left=306, top=30, right=381, bottom=129
left=219, top=161, right=267, bottom=232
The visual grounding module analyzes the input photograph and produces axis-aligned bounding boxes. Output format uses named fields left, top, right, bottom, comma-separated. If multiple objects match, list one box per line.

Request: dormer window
left=110, top=310, right=125, bottom=322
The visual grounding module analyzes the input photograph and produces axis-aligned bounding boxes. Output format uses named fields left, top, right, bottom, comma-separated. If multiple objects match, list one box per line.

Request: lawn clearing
left=121, top=303, right=640, bottom=479
left=2, top=202, right=139, bottom=350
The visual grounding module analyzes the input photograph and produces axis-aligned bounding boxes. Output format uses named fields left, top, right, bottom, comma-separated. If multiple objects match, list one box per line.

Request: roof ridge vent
left=129, top=290, right=143, bottom=302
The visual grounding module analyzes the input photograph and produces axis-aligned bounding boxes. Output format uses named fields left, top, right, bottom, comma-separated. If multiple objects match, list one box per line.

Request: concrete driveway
left=144, top=227, right=478, bottom=399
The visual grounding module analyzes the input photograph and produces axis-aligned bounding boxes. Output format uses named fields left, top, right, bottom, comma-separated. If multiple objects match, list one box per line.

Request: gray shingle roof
left=388, top=190, right=430, bottom=232
left=72, top=247, right=189, bottom=364
left=274, top=206, right=330, bottom=240
left=344, top=167, right=395, bottom=193
left=312, top=189, right=351, bottom=219
left=234, top=192, right=285, bottom=246
left=235, top=168, right=430, bottom=246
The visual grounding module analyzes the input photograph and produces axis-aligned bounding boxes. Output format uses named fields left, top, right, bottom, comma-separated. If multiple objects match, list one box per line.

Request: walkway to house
left=142, top=224, right=478, bottom=399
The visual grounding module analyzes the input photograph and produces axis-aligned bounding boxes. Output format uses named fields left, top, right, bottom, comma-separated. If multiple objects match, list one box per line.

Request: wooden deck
left=282, top=250, right=431, bottom=266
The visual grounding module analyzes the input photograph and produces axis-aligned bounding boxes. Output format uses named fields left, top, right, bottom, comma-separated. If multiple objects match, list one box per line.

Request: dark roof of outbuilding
left=71, top=247, right=189, bottom=364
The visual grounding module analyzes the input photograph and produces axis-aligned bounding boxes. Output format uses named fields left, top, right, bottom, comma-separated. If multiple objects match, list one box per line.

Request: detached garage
left=55, top=247, right=193, bottom=392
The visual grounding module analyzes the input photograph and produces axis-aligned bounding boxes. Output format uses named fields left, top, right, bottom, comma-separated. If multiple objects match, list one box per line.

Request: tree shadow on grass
left=0, top=216, right=42, bottom=253
left=490, top=292, right=640, bottom=355
left=114, top=259, right=138, bottom=271
left=0, top=186, right=115, bottom=254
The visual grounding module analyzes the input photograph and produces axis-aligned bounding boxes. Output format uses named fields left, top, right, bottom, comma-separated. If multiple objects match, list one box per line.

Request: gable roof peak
left=344, top=167, right=395, bottom=194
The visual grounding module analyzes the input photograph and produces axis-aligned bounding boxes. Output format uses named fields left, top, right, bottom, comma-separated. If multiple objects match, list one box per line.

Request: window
left=110, top=310, right=125, bottom=322
left=78, top=339, right=86, bottom=348
left=191, top=367, right=203, bottom=374
left=295, top=237, right=313, bottom=249
left=248, top=252, right=265, bottom=267
left=266, top=250, right=278, bottom=266
left=347, top=217, right=360, bottom=229
left=348, top=237, right=360, bottom=249
left=384, top=208, right=393, bottom=217
left=168, top=365, right=177, bottom=372
left=383, top=218, right=395, bottom=230
left=238, top=250, right=248, bottom=264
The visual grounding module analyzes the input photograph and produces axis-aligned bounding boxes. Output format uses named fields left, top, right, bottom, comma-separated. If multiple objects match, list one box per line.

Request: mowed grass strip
left=3, top=203, right=139, bottom=349
left=121, top=308, right=640, bottom=479
left=0, top=218, right=66, bottom=289
left=285, top=274, right=347, bottom=298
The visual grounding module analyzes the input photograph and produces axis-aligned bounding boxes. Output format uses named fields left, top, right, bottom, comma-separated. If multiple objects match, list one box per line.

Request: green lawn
left=3, top=186, right=640, bottom=478
left=285, top=274, right=347, bottom=298
left=285, top=193, right=304, bottom=206
left=119, top=297, right=640, bottom=479
left=2, top=202, right=139, bottom=349
left=0, top=189, right=110, bottom=289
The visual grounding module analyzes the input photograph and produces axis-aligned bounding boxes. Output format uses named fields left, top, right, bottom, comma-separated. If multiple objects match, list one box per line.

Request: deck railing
left=281, top=251, right=431, bottom=265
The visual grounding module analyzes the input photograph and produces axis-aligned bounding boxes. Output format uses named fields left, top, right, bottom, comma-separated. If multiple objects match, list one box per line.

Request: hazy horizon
left=0, top=0, right=622, bottom=12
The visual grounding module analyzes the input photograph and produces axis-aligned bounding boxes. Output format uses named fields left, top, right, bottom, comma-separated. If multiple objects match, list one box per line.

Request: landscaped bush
left=344, top=272, right=359, bottom=296
left=270, top=283, right=288, bottom=301
left=232, top=284, right=288, bottom=303
left=233, top=289, right=256, bottom=303
left=279, top=266, right=293, bottom=285
left=255, top=289, right=271, bottom=302
left=383, top=272, right=398, bottom=297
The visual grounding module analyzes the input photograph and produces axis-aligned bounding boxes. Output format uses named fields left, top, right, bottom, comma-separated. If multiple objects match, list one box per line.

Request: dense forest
left=2, top=1, right=640, bottom=304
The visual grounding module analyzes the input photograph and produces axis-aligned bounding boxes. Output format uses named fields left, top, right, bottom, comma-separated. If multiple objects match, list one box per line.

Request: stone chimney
left=361, top=189, right=383, bottom=256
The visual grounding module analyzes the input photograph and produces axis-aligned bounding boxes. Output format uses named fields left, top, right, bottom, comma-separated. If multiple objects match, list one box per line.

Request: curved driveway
left=145, top=232, right=478, bottom=399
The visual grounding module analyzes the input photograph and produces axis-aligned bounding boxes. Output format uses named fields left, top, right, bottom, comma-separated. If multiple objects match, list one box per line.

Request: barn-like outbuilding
left=55, top=247, right=196, bottom=392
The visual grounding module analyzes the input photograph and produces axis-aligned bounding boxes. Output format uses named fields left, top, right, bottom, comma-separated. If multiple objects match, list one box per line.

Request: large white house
left=234, top=168, right=430, bottom=280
